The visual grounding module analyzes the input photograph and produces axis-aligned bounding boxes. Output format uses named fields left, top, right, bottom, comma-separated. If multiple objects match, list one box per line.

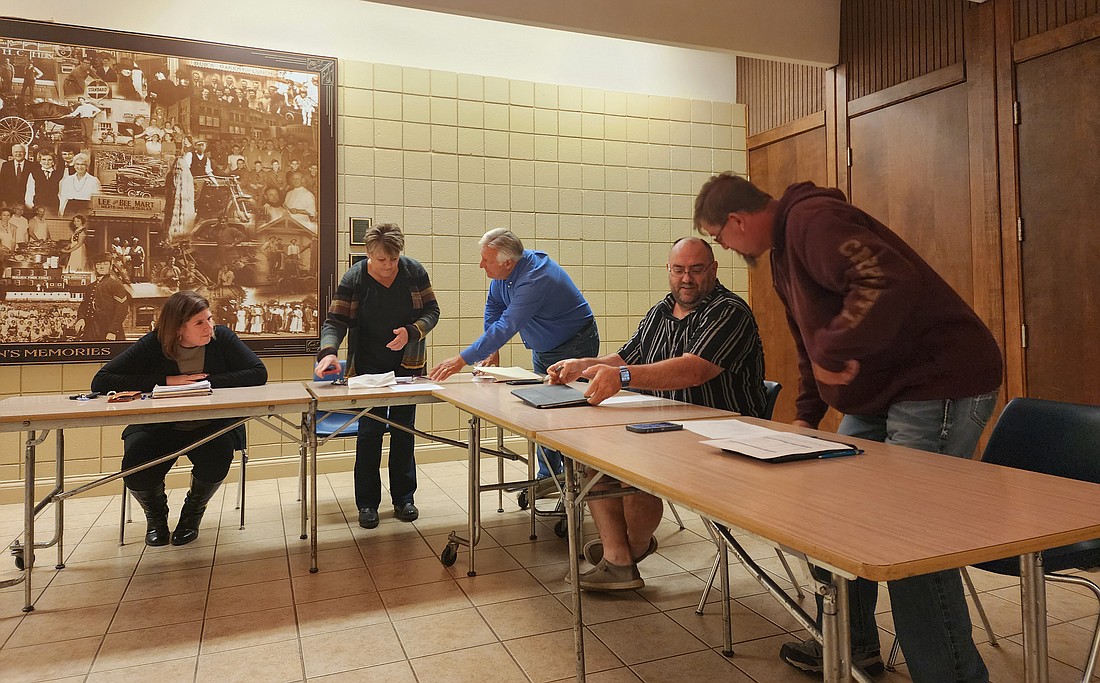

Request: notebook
left=510, top=384, right=591, bottom=409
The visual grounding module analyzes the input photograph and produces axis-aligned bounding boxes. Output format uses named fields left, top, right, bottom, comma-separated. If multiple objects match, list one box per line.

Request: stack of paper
left=346, top=372, right=396, bottom=388
left=151, top=380, right=212, bottom=399
left=682, top=418, right=862, bottom=463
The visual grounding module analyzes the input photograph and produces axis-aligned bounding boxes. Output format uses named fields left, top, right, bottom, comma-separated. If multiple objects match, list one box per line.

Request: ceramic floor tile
left=444, top=546, right=523, bottom=577
left=478, top=593, right=574, bottom=639
left=392, top=606, right=497, bottom=658
left=47, top=554, right=140, bottom=586
left=305, top=659, right=417, bottom=682
left=201, top=605, right=298, bottom=653
left=291, top=566, right=375, bottom=603
left=631, top=649, right=755, bottom=682
left=133, top=543, right=217, bottom=575
left=300, top=622, right=405, bottom=678
left=84, top=656, right=197, bottom=683
left=0, top=635, right=101, bottom=683
left=211, top=536, right=289, bottom=564
left=205, top=578, right=292, bottom=619
left=552, top=587, right=659, bottom=625
left=409, top=642, right=528, bottom=683
left=110, top=591, right=207, bottom=632
left=504, top=628, right=623, bottom=683
left=34, top=576, right=129, bottom=610
left=91, top=620, right=203, bottom=672
left=296, top=590, right=389, bottom=637
left=455, top=568, right=549, bottom=606
left=664, top=601, right=786, bottom=648
left=351, top=536, right=433, bottom=565
left=123, top=566, right=211, bottom=602
left=588, top=613, right=708, bottom=666
left=289, top=544, right=366, bottom=576
left=5, top=603, right=115, bottom=647
left=379, top=578, right=473, bottom=621
left=369, top=555, right=453, bottom=591
left=210, top=554, right=290, bottom=588
left=196, top=638, right=304, bottom=682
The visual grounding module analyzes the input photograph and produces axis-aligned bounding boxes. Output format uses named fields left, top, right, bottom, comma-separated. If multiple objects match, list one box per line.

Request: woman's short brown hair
left=157, top=290, right=211, bottom=360
left=363, top=222, right=404, bottom=258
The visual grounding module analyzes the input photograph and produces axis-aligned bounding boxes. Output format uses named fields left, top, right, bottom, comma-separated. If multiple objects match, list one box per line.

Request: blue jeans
left=807, top=391, right=996, bottom=682
left=355, top=404, right=417, bottom=510
left=531, top=319, right=600, bottom=478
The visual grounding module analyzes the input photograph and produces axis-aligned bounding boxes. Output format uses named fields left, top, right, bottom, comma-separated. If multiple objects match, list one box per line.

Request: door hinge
left=846, top=147, right=852, bottom=167
left=1016, top=216, right=1023, bottom=242
left=1021, top=323, right=1028, bottom=348
left=1013, top=101, right=1020, bottom=125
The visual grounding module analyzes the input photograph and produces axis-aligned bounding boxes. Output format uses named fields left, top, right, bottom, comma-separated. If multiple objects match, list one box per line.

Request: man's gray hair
left=479, top=228, right=524, bottom=263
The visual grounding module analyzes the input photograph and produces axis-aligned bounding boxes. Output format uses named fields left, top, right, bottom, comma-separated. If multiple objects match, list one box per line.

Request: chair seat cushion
left=315, top=411, right=359, bottom=438
left=975, top=538, right=1100, bottom=575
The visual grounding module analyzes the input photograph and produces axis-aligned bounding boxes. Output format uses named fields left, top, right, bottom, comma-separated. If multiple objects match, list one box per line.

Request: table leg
left=23, top=430, right=36, bottom=612
left=527, top=441, right=537, bottom=540
left=54, top=430, right=65, bottom=570
left=719, top=526, right=733, bottom=657
left=1020, top=552, right=1049, bottom=682
left=464, top=416, right=481, bottom=576
left=308, top=409, right=318, bottom=573
left=565, top=457, right=585, bottom=682
left=821, top=575, right=852, bottom=683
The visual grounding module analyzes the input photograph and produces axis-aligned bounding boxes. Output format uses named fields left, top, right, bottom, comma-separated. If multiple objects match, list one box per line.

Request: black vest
left=29, top=166, right=62, bottom=209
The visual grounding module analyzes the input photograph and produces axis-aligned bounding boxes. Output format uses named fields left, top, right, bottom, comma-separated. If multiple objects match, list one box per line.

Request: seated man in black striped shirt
left=547, top=236, right=766, bottom=591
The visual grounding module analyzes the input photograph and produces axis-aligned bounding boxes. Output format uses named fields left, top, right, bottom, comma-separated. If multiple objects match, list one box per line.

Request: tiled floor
left=1, top=458, right=1098, bottom=682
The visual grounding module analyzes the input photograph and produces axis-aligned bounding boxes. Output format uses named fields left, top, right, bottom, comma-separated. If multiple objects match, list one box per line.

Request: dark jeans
left=809, top=392, right=996, bottom=683
left=355, top=403, right=417, bottom=510
left=122, top=421, right=237, bottom=491
left=531, top=319, right=600, bottom=477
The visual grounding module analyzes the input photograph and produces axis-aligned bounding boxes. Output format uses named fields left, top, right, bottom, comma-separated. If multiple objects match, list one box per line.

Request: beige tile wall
left=0, top=60, right=748, bottom=503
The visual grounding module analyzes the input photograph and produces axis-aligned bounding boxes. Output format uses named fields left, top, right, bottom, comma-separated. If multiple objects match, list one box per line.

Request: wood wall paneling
left=1014, top=0, right=1100, bottom=40
left=736, top=57, right=826, bottom=137
left=842, top=0, right=964, bottom=101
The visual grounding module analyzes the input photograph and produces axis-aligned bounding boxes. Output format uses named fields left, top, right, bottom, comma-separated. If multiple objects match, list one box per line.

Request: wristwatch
left=619, top=366, right=631, bottom=388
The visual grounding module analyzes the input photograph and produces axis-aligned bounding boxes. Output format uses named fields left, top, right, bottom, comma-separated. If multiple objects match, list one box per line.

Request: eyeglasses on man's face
left=668, top=265, right=710, bottom=277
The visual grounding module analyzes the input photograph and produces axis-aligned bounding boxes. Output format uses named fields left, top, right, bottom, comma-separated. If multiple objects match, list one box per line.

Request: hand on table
left=579, top=364, right=620, bottom=405
left=429, top=354, right=466, bottom=382
left=314, top=354, right=340, bottom=379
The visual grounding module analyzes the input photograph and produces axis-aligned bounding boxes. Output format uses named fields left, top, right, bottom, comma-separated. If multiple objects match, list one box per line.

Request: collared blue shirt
left=462, top=250, right=593, bottom=362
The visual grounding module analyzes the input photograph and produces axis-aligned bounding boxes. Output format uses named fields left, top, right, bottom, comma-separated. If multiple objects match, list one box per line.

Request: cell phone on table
left=625, top=422, right=684, bottom=434
left=505, top=378, right=543, bottom=385
left=69, top=392, right=102, bottom=400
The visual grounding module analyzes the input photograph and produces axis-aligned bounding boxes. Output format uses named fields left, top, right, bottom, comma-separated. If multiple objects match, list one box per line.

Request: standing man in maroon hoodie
left=693, top=172, right=1001, bottom=683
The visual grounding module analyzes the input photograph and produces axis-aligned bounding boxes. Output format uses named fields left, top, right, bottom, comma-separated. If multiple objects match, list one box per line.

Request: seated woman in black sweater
left=92, top=291, right=267, bottom=546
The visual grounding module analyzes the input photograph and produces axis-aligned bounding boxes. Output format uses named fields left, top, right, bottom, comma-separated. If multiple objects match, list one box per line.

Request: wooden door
left=848, top=85, right=974, bottom=301
left=748, top=126, right=840, bottom=429
left=1015, top=38, right=1100, bottom=404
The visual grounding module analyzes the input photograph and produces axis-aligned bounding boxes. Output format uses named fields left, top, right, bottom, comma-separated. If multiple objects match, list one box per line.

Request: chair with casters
left=120, top=424, right=248, bottom=544
left=887, top=397, right=1100, bottom=676
left=695, top=380, right=806, bottom=614
left=313, top=359, right=362, bottom=439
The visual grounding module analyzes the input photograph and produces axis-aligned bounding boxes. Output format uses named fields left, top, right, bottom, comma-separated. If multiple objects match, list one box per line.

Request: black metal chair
left=889, top=397, right=1100, bottom=676
left=696, top=380, right=806, bottom=613
left=313, top=359, right=361, bottom=439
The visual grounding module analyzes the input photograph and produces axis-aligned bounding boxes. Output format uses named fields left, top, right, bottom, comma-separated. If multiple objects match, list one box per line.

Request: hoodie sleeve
left=787, top=203, right=921, bottom=372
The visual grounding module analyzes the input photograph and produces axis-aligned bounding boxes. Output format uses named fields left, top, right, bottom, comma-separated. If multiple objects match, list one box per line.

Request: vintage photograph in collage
left=0, top=19, right=335, bottom=363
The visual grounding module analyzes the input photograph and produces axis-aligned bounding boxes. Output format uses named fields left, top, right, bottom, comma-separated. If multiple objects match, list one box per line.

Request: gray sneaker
left=779, top=637, right=884, bottom=675
left=583, top=536, right=658, bottom=565
left=576, top=559, right=644, bottom=591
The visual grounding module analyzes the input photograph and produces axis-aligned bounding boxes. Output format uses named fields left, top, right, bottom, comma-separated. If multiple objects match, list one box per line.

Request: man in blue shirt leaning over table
left=429, top=228, right=599, bottom=481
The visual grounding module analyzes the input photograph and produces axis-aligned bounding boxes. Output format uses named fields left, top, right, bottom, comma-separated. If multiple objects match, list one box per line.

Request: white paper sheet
left=386, top=381, right=443, bottom=393
left=680, top=418, right=777, bottom=439
left=701, top=432, right=857, bottom=460
left=472, top=366, right=542, bottom=381
left=346, top=372, right=396, bottom=388
left=601, top=393, right=665, bottom=405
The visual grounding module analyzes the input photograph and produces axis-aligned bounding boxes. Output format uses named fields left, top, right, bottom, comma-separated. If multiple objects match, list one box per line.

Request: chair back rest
left=762, top=380, right=782, bottom=420
left=982, top=397, right=1100, bottom=484
left=313, top=359, right=347, bottom=382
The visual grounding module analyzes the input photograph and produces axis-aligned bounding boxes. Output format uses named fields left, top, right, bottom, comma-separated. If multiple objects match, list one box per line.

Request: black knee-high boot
left=129, top=483, right=170, bottom=546
left=171, top=476, right=222, bottom=546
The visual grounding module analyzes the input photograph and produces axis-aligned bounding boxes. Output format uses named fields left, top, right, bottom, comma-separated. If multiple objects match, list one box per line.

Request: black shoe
left=171, top=476, right=222, bottom=546
left=128, top=483, right=170, bottom=547
left=394, top=502, right=419, bottom=522
left=358, top=507, right=379, bottom=529
left=779, top=637, right=884, bottom=675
